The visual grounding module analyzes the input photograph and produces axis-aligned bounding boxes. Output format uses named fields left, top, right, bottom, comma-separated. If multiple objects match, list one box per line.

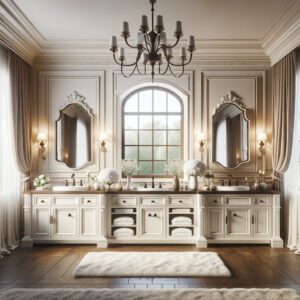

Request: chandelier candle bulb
left=160, top=32, right=167, bottom=45
left=180, top=47, right=187, bottom=59
left=175, top=21, right=182, bottom=34
left=122, top=21, right=130, bottom=35
left=143, top=52, right=148, bottom=62
left=110, top=36, right=117, bottom=49
left=166, top=45, right=173, bottom=57
left=136, top=33, right=144, bottom=46
left=156, top=15, right=164, bottom=31
left=119, top=47, right=125, bottom=59
left=188, top=36, right=195, bottom=50
left=141, top=15, right=149, bottom=29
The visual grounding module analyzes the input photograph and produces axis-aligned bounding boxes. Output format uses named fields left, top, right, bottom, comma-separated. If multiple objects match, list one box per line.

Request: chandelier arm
left=158, top=60, right=170, bottom=75
left=168, top=64, right=185, bottom=78
left=136, top=61, right=147, bottom=75
left=124, top=36, right=139, bottom=49
left=113, top=48, right=146, bottom=67
left=120, top=63, right=139, bottom=78
left=165, top=36, right=181, bottom=49
left=168, top=53, right=192, bottom=67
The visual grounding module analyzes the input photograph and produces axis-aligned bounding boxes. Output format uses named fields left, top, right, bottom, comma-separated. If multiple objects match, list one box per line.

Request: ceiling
left=14, top=0, right=291, bottom=41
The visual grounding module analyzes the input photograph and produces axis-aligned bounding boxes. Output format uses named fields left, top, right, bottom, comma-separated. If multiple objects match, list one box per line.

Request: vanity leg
left=270, top=238, right=284, bottom=248
left=196, top=194, right=208, bottom=248
left=196, top=237, right=208, bottom=248
left=21, top=238, right=33, bottom=248
left=271, top=195, right=284, bottom=248
left=21, top=194, right=33, bottom=248
left=97, top=239, right=108, bottom=248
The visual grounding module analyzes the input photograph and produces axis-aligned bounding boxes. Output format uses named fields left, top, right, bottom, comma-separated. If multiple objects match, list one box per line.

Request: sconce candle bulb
left=100, top=133, right=108, bottom=152
left=37, top=132, right=46, bottom=160
left=258, top=132, right=267, bottom=158
left=197, top=132, right=206, bottom=152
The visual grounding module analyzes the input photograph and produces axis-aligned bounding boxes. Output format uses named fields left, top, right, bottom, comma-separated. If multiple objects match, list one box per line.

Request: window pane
left=154, top=90, right=166, bottom=112
left=124, top=94, right=138, bottom=112
left=124, top=130, right=138, bottom=145
left=168, top=131, right=181, bottom=145
left=125, top=146, right=138, bottom=160
left=154, top=161, right=166, bottom=175
left=139, top=146, right=152, bottom=160
left=139, top=131, right=152, bottom=145
left=168, top=115, right=181, bottom=129
left=139, top=90, right=152, bottom=112
left=154, top=146, right=166, bottom=160
left=124, top=115, right=138, bottom=129
left=139, top=161, right=152, bottom=175
left=154, top=115, right=166, bottom=129
left=168, top=94, right=181, bottom=112
left=154, top=131, right=166, bottom=145
left=140, top=116, right=152, bottom=129
left=168, top=146, right=181, bottom=160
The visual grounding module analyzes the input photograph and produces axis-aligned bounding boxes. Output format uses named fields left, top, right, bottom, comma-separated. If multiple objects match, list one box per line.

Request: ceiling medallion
left=109, top=0, right=196, bottom=81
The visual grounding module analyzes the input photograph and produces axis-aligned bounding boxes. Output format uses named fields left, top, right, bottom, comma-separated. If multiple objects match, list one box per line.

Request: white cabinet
left=253, top=207, right=271, bottom=237
left=53, top=207, right=78, bottom=238
left=140, top=208, right=165, bottom=238
left=225, top=207, right=251, bottom=237
left=207, top=207, right=224, bottom=238
left=80, top=207, right=97, bottom=237
left=33, top=207, right=51, bottom=238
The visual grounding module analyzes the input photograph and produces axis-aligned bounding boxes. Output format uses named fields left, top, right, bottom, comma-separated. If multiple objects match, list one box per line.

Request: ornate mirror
left=212, top=91, right=249, bottom=169
left=56, top=91, right=93, bottom=169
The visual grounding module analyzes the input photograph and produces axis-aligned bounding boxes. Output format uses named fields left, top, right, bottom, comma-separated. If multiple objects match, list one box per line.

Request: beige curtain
left=272, top=51, right=296, bottom=190
left=9, top=52, right=32, bottom=191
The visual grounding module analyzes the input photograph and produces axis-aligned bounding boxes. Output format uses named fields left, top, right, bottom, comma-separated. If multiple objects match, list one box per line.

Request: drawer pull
left=41, top=200, right=45, bottom=203
left=87, top=200, right=91, bottom=203
left=252, top=215, right=254, bottom=224
left=154, top=213, right=157, bottom=217
left=151, top=200, right=155, bottom=203
left=225, top=216, right=228, bottom=224
left=233, top=213, right=237, bottom=217
left=213, top=200, right=217, bottom=203
left=122, top=200, right=127, bottom=203
left=148, top=213, right=152, bottom=217
left=259, top=200, right=264, bottom=203
left=179, top=200, right=183, bottom=203
left=68, top=213, right=72, bottom=217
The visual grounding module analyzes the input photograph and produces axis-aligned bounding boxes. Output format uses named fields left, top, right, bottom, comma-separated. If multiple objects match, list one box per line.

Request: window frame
left=121, top=86, right=184, bottom=178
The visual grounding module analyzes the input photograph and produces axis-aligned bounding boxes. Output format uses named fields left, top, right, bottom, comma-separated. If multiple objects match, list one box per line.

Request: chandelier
left=109, top=0, right=196, bottom=81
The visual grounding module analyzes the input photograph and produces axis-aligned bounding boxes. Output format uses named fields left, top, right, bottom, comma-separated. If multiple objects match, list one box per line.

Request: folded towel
left=172, top=208, right=191, bottom=213
left=171, top=227, right=192, bottom=237
left=113, top=217, right=134, bottom=226
left=113, top=228, right=134, bottom=237
left=171, top=216, right=192, bottom=225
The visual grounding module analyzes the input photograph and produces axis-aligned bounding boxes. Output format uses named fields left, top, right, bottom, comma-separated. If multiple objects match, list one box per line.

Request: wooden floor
left=0, top=244, right=300, bottom=294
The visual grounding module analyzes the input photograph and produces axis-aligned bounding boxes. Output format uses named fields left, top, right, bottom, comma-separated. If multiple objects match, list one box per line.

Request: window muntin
left=122, top=87, right=183, bottom=176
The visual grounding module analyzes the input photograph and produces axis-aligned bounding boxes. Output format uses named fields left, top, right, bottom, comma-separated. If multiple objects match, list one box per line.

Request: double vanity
left=21, top=190, right=283, bottom=249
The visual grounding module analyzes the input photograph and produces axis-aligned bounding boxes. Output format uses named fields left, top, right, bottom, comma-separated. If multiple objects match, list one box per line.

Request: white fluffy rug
left=1, top=288, right=299, bottom=300
left=73, top=252, right=231, bottom=277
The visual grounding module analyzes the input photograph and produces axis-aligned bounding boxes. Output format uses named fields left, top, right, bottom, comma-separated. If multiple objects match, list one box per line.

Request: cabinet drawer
left=140, top=197, right=165, bottom=205
left=254, top=196, right=270, bottom=206
left=112, top=197, right=136, bottom=206
left=206, top=196, right=224, bottom=206
left=168, top=196, right=193, bottom=206
left=82, top=197, right=97, bottom=205
left=226, top=197, right=252, bottom=206
left=34, top=196, right=51, bottom=206
left=53, top=197, right=79, bottom=205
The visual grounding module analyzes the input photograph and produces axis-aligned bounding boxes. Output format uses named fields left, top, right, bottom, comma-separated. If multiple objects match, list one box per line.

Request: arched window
left=122, top=87, right=183, bottom=176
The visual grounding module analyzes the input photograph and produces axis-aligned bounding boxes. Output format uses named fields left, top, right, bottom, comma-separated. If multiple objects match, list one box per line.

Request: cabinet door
left=33, top=207, right=51, bottom=238
left=140, top=208, right=165, bottom=238
left=53, top=208, right=78, bottom=238
left=80, top=207, right=97, bottom=238
left=207, top=208, right=224, bottom=238
left=226, top=208, right=251, bottom=237
left=253, top=207, right=271, bottom=238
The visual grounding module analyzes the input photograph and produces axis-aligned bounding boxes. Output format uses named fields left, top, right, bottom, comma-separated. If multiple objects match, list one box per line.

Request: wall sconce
left=197, top=132, right=206, bottom=152
left=257, top=132, right=267, bottom=157
left=100, top=132, right=108, bottom=152
left=37, top=132, right=47, bottom=160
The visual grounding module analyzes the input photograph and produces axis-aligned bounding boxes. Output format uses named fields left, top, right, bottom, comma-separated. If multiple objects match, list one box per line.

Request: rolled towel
left=113, top=217, right=134, bottom=226
left=171, top=227, right=192, bottom=237
left=171, top=216, right=192, bottom=225
left=113, top=228, right=134, bottom=237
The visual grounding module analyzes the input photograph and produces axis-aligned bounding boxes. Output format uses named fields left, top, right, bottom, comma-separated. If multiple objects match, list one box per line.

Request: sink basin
left=216, top=185, right=250, bottom=192
left=134, top=187, right=172, bottom=192
left=52, top=186, right=89, bottom=192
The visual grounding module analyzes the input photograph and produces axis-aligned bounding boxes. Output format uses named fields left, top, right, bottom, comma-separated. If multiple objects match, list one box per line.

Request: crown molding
left=261, top=0, right=300, bottom=66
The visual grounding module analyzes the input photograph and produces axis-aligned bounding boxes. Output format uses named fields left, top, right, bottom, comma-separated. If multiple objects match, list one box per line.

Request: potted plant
left=33, top=174, right=50, bottom=190
left=121, top=160, right=139, bottom=190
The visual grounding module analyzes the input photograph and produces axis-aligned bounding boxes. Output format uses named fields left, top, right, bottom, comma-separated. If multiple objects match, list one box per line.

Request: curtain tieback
left=272, top=171, right=283, bottom=182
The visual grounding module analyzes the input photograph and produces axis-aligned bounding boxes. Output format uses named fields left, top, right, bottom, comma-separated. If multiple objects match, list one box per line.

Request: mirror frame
left=212, top=91, right=250, bottom=169
left=55, top=91, right=94, bottom=170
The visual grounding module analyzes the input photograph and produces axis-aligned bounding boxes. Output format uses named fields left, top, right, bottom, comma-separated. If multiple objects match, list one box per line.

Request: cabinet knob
left=154, top=213, right=157, bottom=217
left=87, top=200, right=91, bottom=203
left=68, top=213, right=72, bottom=217
left=179, top=200, right=183, bottom=203
left=213, top=200, right=217, bottom=203
left=41, top=200, right=45, bottom=203
left=151, top=200, right=155, bottom=203
left=148, top=213, right=152, bottom=217
left=233, top=213, right=237, bottom=217
left=122, top=200, right=127, bottom=203
left=260, top=200, right=264, bottom=203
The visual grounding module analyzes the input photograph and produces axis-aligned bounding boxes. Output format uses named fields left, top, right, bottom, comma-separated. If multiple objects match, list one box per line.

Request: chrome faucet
left=151, top=176, right=155, bottom=188
left=71, top=173, right=76, bottom=186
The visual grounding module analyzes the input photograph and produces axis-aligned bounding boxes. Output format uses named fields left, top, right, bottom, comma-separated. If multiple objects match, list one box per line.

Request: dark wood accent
left=0, top=245, right=299, bottom=292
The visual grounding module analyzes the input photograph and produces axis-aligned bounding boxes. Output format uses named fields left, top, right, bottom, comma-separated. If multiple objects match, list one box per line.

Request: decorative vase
left=93, top=182, right=99, bottom=191
left=115, top=181, right=123, bottom=191
left=172, top=175, right=180, bottom=191
left=125, top=175, right=132, bottom=190
left=189, top=175, right=198, bottom=191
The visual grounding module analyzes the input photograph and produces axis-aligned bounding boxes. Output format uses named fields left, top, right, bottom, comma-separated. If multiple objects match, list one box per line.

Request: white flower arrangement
left=98, top=168, right=119, bottom=185
left=183, top=160, right=206, bottom=177
left=33, top=174, right=50, bottom=187
left=165, top=160, right=183, bottom=176
left=121, top=160, right=139, bottom=176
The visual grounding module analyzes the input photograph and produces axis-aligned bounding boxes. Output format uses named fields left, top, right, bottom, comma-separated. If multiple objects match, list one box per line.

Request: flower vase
left=189, top=175, right=198, bottom=191
left=93, top=182, right=99, bottom=191
left=125, top=176, right=131, bottom=190
left=172, top=175, right=180, bottom=191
